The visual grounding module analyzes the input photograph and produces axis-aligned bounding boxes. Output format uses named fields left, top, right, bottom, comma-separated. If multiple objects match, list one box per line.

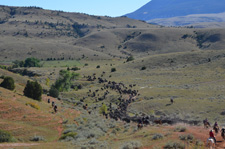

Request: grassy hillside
left=1, top=51, right=225, bottom=148
left=1, top=5, right=225, bottom=61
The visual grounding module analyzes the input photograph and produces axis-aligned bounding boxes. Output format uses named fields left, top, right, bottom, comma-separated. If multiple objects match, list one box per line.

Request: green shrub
left=111, top=68, right=116, bottom=72
left=53, top=70, right=79, bottom=92
left=49, top=87, right=59, bottom=98
left=30, top=135, right=45, bottom=141
left=59, top=132, right=77, bottom=140
left=0, top=130, right=13, bottom=143
left=0, top=76, right=15, bottom=91
left=96, top=65, right=100, bottom=68
left=164, top=141, right=185, bottom=149
left=99, top=103, right=108, bottom=114
left=23, top=80, right=42, bottom=101
left=25, top=102, right=40, bottom=110
left=0, top=65, right=7, bottom=70
left=24, top=57, right=40, bottom=67
left=126, top=56, right=134, bottom=62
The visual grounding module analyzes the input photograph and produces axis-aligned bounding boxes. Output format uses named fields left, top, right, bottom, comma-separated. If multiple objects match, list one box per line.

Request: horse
left=203, top=120, right=211, bottom=128
left=206, top=137, right=215, bottom=149
left=213, top=126, right=219, bottom=134
left=137, top=123, right=143, bottom=130
left=221, top=128, right=225, bottom=140
left=154, top=119, right=162, bottom=125
left=221, top=131, right=225, bottom=140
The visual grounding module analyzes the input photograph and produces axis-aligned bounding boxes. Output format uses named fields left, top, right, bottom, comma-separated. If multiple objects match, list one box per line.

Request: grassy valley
left=1, top=5, right=225, bottom=148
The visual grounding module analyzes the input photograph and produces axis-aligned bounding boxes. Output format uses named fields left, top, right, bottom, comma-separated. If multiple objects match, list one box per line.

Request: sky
left=0, top=0, right=150, bottom=17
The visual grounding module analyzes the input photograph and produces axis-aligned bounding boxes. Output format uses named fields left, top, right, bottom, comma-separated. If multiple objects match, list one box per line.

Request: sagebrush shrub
left=152, top=133, right=164, bottom=140
left=164, top=141, right=185, bottom=149
left=174, top=126, right=186, bottom=132
left=120, top=141, right=142, bottom=149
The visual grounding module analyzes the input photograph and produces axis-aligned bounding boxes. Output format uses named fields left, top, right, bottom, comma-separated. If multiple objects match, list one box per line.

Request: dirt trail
left=0, top=143, right=39, bottom=148
left=185, top=125, right=225, bottom=148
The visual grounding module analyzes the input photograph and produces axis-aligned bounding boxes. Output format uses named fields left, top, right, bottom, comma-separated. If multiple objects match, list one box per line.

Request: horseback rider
left=221, top=127, right=225, bottom=140
left=214, top=122, right=218, bottom=127
left=213, top=122, right=219, bottom=133
left=209, top=129, right=216, bottom=144
left=203, top=118, right=210, bottom=128
left=54, top=104, right=57, bottom=113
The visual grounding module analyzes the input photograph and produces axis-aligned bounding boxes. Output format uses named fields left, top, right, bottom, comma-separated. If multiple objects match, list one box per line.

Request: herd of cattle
left=82, top=73, right=177, bottom=128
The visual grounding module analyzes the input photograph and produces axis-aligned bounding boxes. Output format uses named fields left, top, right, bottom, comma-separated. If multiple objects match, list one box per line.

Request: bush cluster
left=13, top=57, right=40, bottom=68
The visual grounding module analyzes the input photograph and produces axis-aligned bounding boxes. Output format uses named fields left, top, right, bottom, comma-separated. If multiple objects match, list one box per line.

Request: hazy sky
left=0, top=0, right=150, bottom=17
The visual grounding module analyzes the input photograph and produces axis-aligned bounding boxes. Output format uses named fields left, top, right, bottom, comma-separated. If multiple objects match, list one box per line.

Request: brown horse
left=154, top=119, right=162, bottom=125
left=203, top=121, right=210, bottom=128
left=214, top=126, right=219, bottom=134
left=137, top=123, right=143, bottom=130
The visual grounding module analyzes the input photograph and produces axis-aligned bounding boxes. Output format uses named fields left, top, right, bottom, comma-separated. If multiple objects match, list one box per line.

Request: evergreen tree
left=24, top=80, right=42, bottom=101
left=0, top=76, right=15, bottom=91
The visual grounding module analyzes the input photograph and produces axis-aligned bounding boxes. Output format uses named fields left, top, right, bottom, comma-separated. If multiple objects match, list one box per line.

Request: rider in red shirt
left=209, top=130, right=216, bottom=143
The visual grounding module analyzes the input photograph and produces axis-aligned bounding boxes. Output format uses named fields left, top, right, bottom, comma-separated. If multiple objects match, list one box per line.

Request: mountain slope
left=125, top=0, right=225, bottom=21
left=148, top=12, right=225, bottom=27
